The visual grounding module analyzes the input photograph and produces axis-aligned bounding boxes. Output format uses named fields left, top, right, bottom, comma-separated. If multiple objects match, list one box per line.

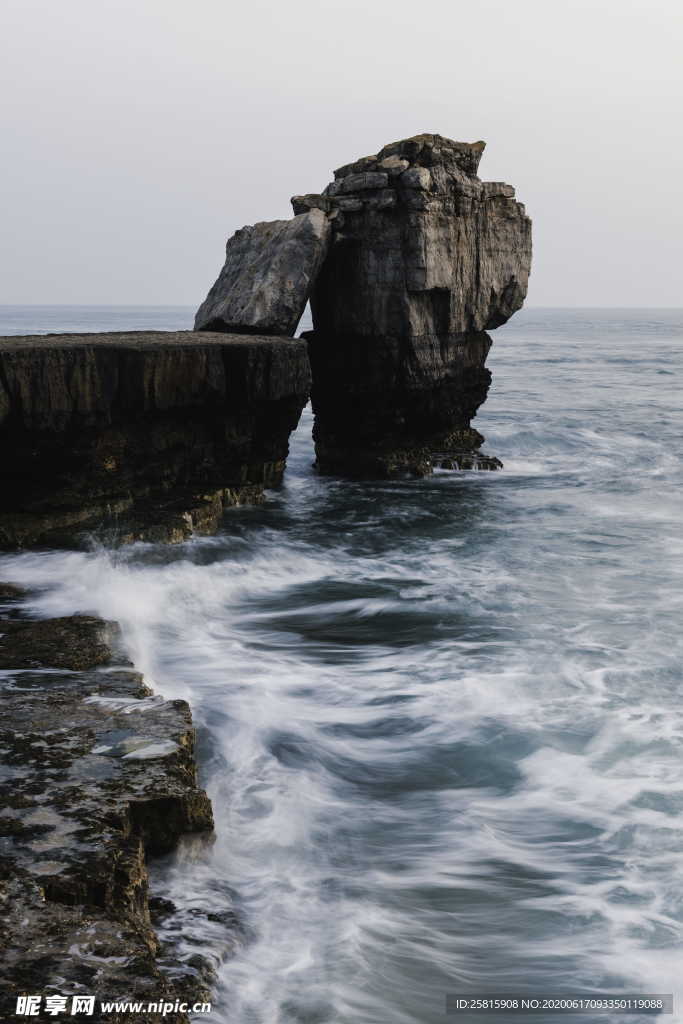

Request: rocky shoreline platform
left=0, top=583, right=216, bottom=1022
left=0, top=331, right=310, bottom=550
left=0, top=133, right=531, bottom=1018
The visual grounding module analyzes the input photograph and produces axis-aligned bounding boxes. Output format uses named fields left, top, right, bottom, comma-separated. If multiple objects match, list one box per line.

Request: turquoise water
left=2, top=307, right=682, bottom=1023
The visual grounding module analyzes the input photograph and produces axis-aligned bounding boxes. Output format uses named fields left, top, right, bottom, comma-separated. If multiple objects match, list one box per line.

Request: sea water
left=1, top=307, right=682, bottom=1023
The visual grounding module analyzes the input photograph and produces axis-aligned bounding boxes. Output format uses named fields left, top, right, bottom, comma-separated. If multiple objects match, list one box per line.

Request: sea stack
left=293, top=133, right=532, bottom=476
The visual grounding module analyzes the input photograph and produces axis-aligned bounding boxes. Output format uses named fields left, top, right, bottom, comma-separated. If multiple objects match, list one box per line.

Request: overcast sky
left=1, top=0, right=681, bottom=307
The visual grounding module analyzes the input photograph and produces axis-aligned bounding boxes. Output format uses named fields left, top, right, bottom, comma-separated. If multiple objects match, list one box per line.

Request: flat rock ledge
left=0, top=585, right=215, bottom=1023
left=0, top=331, right=311, bottom=549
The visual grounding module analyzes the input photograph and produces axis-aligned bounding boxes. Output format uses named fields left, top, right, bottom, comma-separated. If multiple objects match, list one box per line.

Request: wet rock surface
left=292, top=133, right=532, bottom=476
left=0, top=588, right=216, bottom=1022
left=0, top=331, right=310, bottom=548
left=195, top=210, right=331, bottom=336
left=0, top=615, right=115, bottom=671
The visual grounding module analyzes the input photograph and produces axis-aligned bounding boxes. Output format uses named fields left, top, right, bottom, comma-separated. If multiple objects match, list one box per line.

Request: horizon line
left=1, top=304, right=682, bottom=312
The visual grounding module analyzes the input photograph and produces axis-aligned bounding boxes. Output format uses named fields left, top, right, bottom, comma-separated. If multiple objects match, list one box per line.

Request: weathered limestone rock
left=0, top=331, right=310, bottom=548
left=292, top=133, right=532, bottom=476
left=194, top=210, right=331, bottom=336
left=0, top=592, right=215, bottom=1023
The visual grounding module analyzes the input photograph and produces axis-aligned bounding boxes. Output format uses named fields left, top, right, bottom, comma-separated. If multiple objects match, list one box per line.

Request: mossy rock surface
left=0, top=603, right=216, bottom=1021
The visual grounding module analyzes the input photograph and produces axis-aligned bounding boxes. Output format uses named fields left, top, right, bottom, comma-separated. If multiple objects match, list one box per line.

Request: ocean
left=1, top=306, right=682, bottom=1023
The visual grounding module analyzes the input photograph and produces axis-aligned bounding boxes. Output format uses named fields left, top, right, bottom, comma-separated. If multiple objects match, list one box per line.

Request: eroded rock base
left=306, top=328, right=501, bottom=478
left=0, top=587, right=215, bottom=1023
left=0, top=481, right=270, bottom=550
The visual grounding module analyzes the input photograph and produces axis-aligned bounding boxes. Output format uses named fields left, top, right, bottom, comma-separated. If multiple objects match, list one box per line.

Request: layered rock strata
left=0, top=586, right=215, bottom=1023
left=292, top=133, right=532, bottom=476
left=195, top=209, right=331, bottom=336
left=0, top=331, right=310, bottom=548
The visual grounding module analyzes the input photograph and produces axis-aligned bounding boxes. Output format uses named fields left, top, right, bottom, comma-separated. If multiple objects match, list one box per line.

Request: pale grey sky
left=1, top=0, right=681, bottom=307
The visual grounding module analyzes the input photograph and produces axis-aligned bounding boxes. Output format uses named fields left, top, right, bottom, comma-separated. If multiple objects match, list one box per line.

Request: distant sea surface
left=0, top=304, right=195, bottom=335
left=1, top=306, right=683, bottom=1024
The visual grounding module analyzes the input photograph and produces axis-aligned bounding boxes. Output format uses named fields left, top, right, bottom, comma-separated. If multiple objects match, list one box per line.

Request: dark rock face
left=195, top=210, right=331, bottom=336
left=0, top=331, right=310, bottom=548
left=0, top=594, right=214, bottom=1023
left=292, top=133, right=532, bottom=476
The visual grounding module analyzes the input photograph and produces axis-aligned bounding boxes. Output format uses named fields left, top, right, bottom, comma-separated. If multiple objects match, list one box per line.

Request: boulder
left=194, top=209, right=331, bottom=336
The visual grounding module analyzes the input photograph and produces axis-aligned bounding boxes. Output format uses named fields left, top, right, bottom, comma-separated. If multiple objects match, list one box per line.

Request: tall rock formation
left=292, top=133, right=532, bottom=476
